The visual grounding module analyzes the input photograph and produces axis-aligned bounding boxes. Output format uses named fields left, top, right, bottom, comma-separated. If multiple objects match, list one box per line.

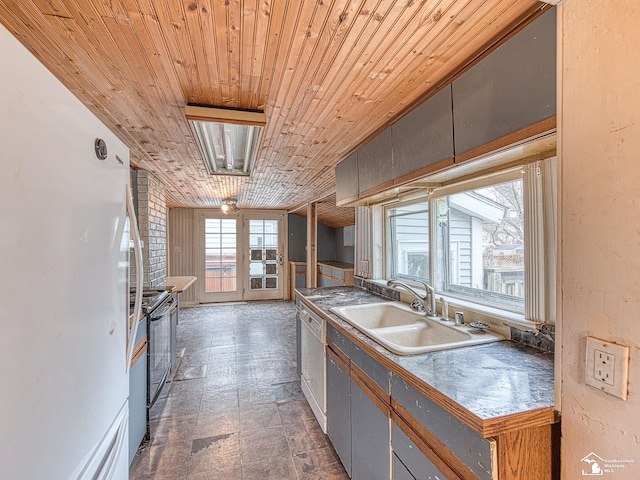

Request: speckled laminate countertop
left=296, top=285, right=556, bottom=437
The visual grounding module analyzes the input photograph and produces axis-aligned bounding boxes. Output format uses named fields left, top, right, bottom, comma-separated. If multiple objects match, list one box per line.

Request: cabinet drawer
left=352, top=343, right=390, bottom=394
left=327, top=323, right=352, bottom=358
left=392, top=375, right=496, bottom=480
left=319, top=265, right=331, bottom=275
left=392, top=422, right=448, bottom=480
left=331, top=268, right=345, bottom=280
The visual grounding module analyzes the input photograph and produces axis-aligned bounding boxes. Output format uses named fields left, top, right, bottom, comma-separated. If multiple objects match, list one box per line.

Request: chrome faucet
left=386, top=279, right=436, bottom=316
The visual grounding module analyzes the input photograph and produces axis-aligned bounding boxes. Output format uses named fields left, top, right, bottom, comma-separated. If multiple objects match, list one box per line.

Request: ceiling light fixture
left=220, top=198, right=238, bottom=214
left=185, top=105, right=266, bottom=176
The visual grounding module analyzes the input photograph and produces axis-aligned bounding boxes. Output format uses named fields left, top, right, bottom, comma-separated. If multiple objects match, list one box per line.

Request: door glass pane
left=250, top=263, right=264, bottom=276
left=265, top=248, right=277, bottom=261
left=249, top=219, right=279, bottom=290
left=265, top=264, right=277, bottom=275
left=205, top=218, right=237, bottom=292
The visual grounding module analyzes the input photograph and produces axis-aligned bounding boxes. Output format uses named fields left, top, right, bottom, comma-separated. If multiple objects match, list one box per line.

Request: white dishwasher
left=299, top=304, right=327, bottom=433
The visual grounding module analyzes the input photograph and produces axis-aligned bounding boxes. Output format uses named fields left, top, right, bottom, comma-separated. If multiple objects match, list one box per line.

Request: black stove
left=130, top=288, right=170, bottom=314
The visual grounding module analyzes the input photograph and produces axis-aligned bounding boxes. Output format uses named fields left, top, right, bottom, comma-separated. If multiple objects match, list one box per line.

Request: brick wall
left=133, top=170, right=167, bottom=288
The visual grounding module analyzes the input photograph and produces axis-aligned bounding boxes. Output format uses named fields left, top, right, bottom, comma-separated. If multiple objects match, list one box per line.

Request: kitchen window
left=381, top=159, right=556, bottom=325
left=387, top=200, right=429, bottom=283
left=434, top=176, right=525, bottom=312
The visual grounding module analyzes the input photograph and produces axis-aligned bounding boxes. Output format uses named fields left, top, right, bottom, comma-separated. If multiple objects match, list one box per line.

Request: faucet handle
left=412, top=280, right=432, bottom=298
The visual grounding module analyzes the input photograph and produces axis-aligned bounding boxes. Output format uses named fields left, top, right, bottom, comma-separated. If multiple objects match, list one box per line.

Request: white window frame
left=376, top=159, right=556, bottom=330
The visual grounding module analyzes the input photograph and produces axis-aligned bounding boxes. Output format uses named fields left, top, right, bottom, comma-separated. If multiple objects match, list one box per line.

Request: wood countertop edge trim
left=296, top=293, right=557, bottom=438
left=130, top=336, right=147, bottom=368
left=317, top=262, right=354, bottom=271
left=166, top=276, right=197, bottom=293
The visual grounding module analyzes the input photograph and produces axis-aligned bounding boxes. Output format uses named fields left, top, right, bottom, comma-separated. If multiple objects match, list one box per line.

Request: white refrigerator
left=0, top=23, right=143, bottom=480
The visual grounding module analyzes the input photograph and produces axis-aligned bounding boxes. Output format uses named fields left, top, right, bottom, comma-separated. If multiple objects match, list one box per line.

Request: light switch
left=585, top=336, right=630, bottom=400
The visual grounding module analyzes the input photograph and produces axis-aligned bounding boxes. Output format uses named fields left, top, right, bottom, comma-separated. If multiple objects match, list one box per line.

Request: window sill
left=364, top=279, right=543, bottom=333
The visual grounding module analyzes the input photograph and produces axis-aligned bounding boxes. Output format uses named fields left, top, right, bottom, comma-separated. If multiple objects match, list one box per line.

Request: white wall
left=559, top=2, right=640, bottom=478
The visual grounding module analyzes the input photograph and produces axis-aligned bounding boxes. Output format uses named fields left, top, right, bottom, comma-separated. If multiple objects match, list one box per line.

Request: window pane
left=264, top=220, right=278, bottom=234
left=249, top=220, right=264, bottom=234
left=249, top=234, right=263, bottom=247
left=205, top=218, right=237, bottom=293
left=436, top=179, right=524, bottom=311
left=264, top=234, right=278, bottom=247
left=388, top=201, right=429, bottom=282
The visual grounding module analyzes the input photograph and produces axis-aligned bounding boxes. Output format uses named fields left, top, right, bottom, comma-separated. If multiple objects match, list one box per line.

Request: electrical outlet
left=593, top=349, right=614, bottom=385
left=585, top=336, right=630, bottom=400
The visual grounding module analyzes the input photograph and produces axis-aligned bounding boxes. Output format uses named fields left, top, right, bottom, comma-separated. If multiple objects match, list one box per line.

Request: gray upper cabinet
left=357, top=128, right=393, bottom=194
left=334, top=8, right=556, bottom=203
left=392, top=85, right=454, bottom=179
left=452, top=8, right=556, bottom=156
left=335, top=153, right=359, bottom=204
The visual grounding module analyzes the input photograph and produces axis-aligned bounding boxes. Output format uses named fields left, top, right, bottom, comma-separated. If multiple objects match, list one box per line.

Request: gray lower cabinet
left=296, top=309, right=302, bottom=378
left=326, top=324, right=391, bottom=480
left=327, top=322, right=352, bottom=358
left=128, top=319, right=148, bottom=464
left=326, top=352, right=352, bottom=475
left=351, top=378, right=390, bottom=480
left=392, top=374, right=495, bottom=480
left=323, top=323, right=557, bottom=480
left=170, top=293, right=178, bottom=376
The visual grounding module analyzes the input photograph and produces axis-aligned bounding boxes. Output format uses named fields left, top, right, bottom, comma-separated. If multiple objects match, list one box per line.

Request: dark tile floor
left=130, top=301, right=349, bottom=480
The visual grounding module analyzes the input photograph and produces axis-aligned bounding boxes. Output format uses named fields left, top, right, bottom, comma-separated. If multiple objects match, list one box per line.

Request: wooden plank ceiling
left=0, top=0, right=543, bottom=227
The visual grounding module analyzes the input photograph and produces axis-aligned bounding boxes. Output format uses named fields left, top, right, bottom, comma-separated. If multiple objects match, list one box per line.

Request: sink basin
left=330, top=302, right=504, bottom=355
left=329, top=302, right=424, bottom=329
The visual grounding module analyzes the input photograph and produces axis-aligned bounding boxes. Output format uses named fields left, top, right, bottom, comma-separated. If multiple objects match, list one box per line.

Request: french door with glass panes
left=243, top=215, right=285, bottom=301
left=199, top=212, right=285, bottom=303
